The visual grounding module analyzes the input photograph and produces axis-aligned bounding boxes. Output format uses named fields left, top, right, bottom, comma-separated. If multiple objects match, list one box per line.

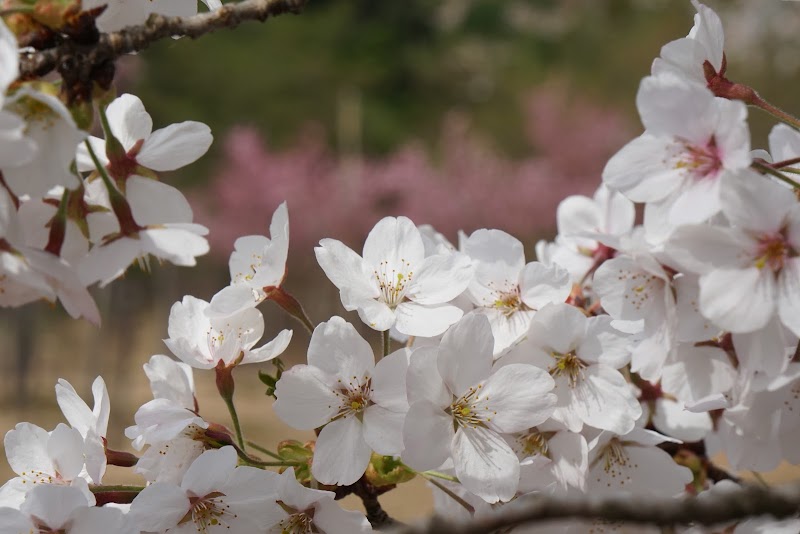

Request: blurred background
left=3, top=0, right=800, bottom=520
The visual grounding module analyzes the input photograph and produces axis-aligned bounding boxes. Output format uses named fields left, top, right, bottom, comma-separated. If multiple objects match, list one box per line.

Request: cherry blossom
left=208, top=201, right=289, bottom=317
left=667, top=173, right=800, bottom=336
left=462, top=228, right=572, bottom=355
left=55, top=377, right=110, bottom=484
left=500, top=303, right=640, bottom=434
left=316, top=215, right=473, bottom=336
left=130, top=446, right=279, bottom=533
left=273, top=316, right=408, bottom=485
left=77, top=93, right=212, bottom=181
left=77, top=176, right=210, bottom=287
left=164, top=294, right=292, bottom=370
left=263, top=468, right=373, bottom=533
left=651, top=1, right=725, bottom=86
left=603, top=74, right=750, bottom=226
left=402, top=314, right=557, bottom=503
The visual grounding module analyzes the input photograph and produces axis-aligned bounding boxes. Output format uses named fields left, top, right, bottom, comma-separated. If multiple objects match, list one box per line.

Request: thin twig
left=18, top=0, right=307, bottom=79
left=392, top=482, right=800, bottom=534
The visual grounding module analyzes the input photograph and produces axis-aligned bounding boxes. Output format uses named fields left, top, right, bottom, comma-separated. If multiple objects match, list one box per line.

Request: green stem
left=751, top=161, right=800, bottom=189
left=782, top=167, right=800, bottom=175
left=223, top=394, right=246, bottom=452
left=422, top=470, right=460, bottom=483
left=246, top=440, right=283, bottom=460
left=751, top=94, right=800, bottom=131
left=421, top=474, right=474, bottom=515
left=751, top=471, right=769, bottom=488
left=90, top=485, right=145, bottom=493
left=382, top=330, right=391, bottom=358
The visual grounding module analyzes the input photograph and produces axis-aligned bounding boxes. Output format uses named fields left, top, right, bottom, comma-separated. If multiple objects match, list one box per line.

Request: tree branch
left=394, top=482, right=800, bottom=534
left=334, top=476, right=400, bottom=529
left=18, top=0, right=307, bottom=80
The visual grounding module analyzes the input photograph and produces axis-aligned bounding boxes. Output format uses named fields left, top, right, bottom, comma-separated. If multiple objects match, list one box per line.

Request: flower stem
left=420, top=474, right=474, bottom=515
left=246, top=440, right=283, bottom=460
left=751, top=161, right=800, bottom=189
left=750, top=94, right=800, bottom=131
left=422, top=470, right=459, bottom=483
left=382, top=330, right=391, bottom=358
left=223, top=394, right=246, bottom=452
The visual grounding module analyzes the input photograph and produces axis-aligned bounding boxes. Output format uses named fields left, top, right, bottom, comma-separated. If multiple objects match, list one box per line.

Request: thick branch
left=395, top=482, right=800, bottom=534
left=18, top=0, right=307, bottom=79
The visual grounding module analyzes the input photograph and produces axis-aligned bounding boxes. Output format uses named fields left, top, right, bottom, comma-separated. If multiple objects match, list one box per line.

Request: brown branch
left=393, top=482, right=800, bottom=534
left=334, top=476, right=401, bottom=529
left=18, top=0, right=307, bottom=79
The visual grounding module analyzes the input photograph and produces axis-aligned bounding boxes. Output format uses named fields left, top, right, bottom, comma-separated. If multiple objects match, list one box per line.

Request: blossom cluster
left=2, top=1, right=800, bottom=533
left=0, top=2, right=218, bottom=324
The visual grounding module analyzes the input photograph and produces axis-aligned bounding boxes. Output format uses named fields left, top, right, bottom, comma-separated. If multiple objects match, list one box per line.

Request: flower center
left=515, top=430, right=552, bottom=458
left=548, top=350, right=587, bottom=388
left=675, top=136, right=722, bottom=179
left=493, top=289, right=527, bottom=317
left=374, top=259, right=413, bottom=308
left=184, top=492, right=236, bottom=533
left=449, top=384, right=496, bottom=429
left=754, top=232, right=794, bottom=272
left=591, top=438, right=635, bottom=485
left=278, top=511, right=314, bottom=534
left=332, top=375, right=373, bottom=420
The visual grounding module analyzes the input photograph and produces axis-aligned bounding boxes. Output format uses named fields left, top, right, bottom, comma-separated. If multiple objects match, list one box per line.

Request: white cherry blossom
left=77, top=176, right=210, bottom=286
left=501, top=303, right=640, bottom=434
left=207, top=202, right=290, bottom=318
left=130, top=446, right=279, bottom=533
left=651, top=1, right=725, bottom=86
left=77, top=93, right=212, bottom=179
left=402, top=314, right=557, bottom=503
left=165, top=294, right=292, bottom=370
left=587, top=428, right=692, bottom=497
left=316, top=216, right=473, bottom=336
left=666, top=173, right=800, bottom=336
left=55, top=377, right=110, bottom=484
left=264, top=468, right=373, bottom=533
left=273, top=317, right=409, bottom=485
left=0, top=423, right=91, bottom=508
left=603, top=74, right=750, bottom=226
left=462, top=228, right=572, bottom=355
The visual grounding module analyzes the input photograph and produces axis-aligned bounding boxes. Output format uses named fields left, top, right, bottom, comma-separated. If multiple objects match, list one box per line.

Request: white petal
left=273, top=366, right=339, bottom=430
left=137, top=121, right=213, bottom=171
left=652, top=398, right=712, bottom=442
left=778, top=258, right=800, bottom=337
left=181, top=447, right=237, bottom=497
left=354, top=297, right=396, bottom=331
left=129, top=483, right=189, bottom=532
left=406, top=346, right=450, bottom=407
left=394, top=301, right=462, bottom=337
left=307, top=316, right=374, bottom=380
left=21, top=485, right=91, bottom=529
left=312, top=417, right=371, bottom=485
left=47, top=424, right=85, bottom=481
left=313, top=497, right=372, bottom=533
left=452, top=426, right=520, bottom=503
left=362, top=216, right=425, bottom=272
left=699, top=267, right=775, bottom=333
left=127, top=176, right=194, bottom=225
left=315, top=239, right=378, bottom=299
left=242, top=329, right=292, bottom=365
left=479, top=364, right=555, bottom=434
left=105, top=94, right=153, bottom=151
left=519, top=261, right=571, bottom=310
left=363, top=405, right=405, bottom=456
left=371, top=348, right=410, bottom=412
left=407, top=252, right=473, bottom=305
left=401, top=400, right=454, bottom=471
left=437, top=313, right=492, bottom=395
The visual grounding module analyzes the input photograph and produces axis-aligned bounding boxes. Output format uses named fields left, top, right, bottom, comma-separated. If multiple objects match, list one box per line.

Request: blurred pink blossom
left=193, top=86, right=632, bottom=260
